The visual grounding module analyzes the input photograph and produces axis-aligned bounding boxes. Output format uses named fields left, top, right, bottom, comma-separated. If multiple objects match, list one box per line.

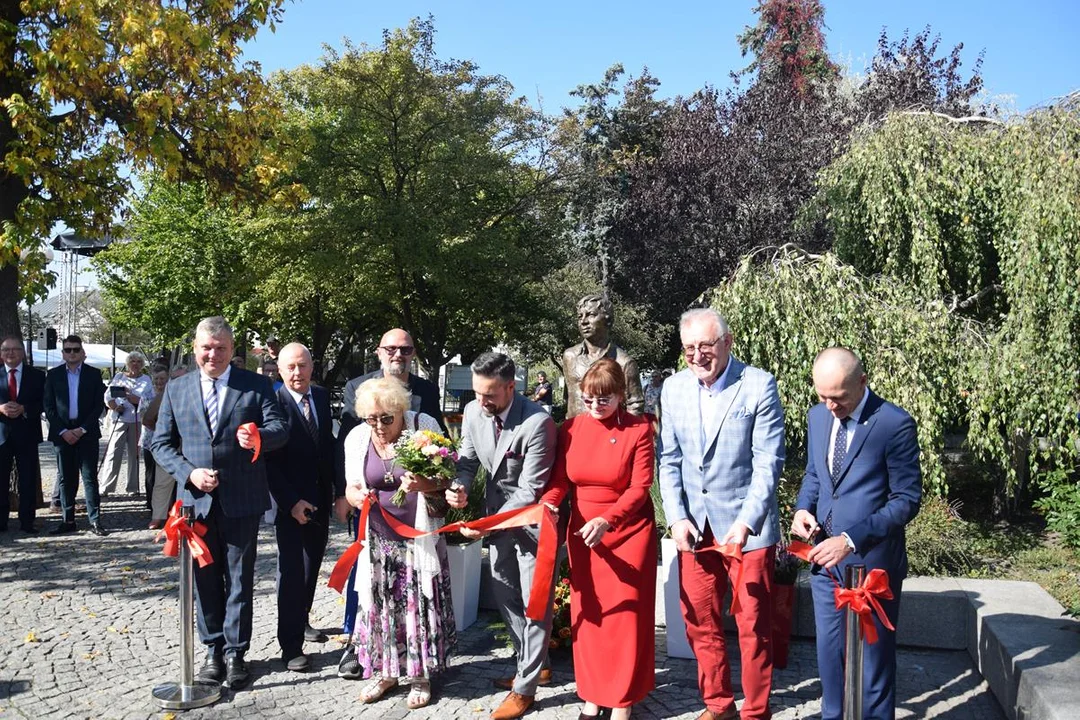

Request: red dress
left=541, top=411, right=657, bottom=708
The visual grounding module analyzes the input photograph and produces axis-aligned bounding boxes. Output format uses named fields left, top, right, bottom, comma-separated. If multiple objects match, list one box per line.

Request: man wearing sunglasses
left=43, top=335, right=107, bottom=536
left=657, top=309, right=785, bottom=720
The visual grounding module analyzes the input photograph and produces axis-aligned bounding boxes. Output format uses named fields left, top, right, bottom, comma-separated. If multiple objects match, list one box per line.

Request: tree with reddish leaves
left=737, top=0, right=839, bottom=94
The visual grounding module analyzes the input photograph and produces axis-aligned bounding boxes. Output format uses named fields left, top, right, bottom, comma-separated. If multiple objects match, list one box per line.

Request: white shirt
left=285, top=386, right=318, bottom=428
left=66, top=364, right=82, bottom=420
left=826, top=388, right=870, bottom=470
left=200, top=366, right=232, bottom=423
left=106, top=372, right=153, bottom=424
left=4, top=362, right=22, bottom=397
left=697, top=360, right=734, bottom=445
left=494, top=396, right=514, bottom=440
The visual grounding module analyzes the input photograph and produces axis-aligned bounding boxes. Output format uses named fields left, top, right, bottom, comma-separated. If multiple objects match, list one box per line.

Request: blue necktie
left=824, top=417, right=850, bottom=536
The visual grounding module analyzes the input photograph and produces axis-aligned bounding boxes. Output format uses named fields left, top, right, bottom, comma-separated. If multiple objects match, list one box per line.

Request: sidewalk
left=0, top=449, right=1005, bottom=719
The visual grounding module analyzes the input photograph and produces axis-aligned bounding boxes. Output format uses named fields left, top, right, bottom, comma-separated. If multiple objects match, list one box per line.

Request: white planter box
left=661, top=537, right=695, bottom=659
left=446, top=540, right=482, bottom=632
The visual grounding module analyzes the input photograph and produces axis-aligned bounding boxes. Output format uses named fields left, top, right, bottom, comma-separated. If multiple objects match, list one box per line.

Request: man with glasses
left=1, top=336, right=46, bottom=533
left=43, top=335, right=107, bottom=536
left=335, top=327, right=447, bottom=679
left=657, top=308, right=785, bottom=720
left=561, top=294, right=644, bottom=419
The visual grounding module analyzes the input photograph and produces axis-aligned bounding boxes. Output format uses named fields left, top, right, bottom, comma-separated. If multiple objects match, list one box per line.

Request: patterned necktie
left=300, top=394, right=318, bottom=440
left=205, top=378, right=219, bottom=435
left=494, top=414, right=503, bottom=441
left=7, top=368, right=15, bottom=402
left=824, top=416, right=850, bottom=537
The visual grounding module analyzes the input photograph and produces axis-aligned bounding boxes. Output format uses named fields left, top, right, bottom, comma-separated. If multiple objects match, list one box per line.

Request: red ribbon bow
left=833, top=568, right=895, bottom=644
left=157, top=501, right=214, bottom=568
left=238, top=422, right=262, bottom=463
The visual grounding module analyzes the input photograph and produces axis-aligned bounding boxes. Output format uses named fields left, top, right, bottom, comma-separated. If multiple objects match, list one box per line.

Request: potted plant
left=548, top=559, right=573, bottom=654
left=444, top=465, right=487, bottom=632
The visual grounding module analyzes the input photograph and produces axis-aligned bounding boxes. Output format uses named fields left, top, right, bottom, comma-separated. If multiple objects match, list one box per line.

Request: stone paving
left=0, top=448, right=1005, bottom=719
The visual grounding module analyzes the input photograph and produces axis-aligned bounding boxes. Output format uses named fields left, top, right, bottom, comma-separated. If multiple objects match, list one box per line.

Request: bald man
left=792, top=347, right=921, bottom=720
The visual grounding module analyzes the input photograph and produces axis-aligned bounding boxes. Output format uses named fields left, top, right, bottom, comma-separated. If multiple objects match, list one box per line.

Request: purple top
left=365, top=446, right=416, bottom=541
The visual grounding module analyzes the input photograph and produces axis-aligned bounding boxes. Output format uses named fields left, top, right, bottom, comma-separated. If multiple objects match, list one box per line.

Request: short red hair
left=581, top=357, right=626, bottom=398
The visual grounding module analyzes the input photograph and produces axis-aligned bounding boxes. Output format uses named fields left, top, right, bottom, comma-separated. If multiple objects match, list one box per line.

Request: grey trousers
left=99, top=420, right=139, bottom=495
left=487, top=527, right=557, bottom=696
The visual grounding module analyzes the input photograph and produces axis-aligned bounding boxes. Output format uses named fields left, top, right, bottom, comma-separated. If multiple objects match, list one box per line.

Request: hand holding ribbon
left=833, top=568, right=895, bottom=644
left=327, top=493, right=373, bottom=593
left=237, top=422, right=262, bottom=462
left=157, top=500, right=214, bottom=568
left=693, top=540, right=747, bottom=614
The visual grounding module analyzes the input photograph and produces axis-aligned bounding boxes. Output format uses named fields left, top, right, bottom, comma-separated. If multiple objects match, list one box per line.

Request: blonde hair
left=355, top=376, right=411, bottom=418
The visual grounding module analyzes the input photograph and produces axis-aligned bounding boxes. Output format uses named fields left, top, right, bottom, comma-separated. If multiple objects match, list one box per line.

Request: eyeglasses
left=0, top=346, right=21, bottom=353
left=581, top=395, right=614, bottom=408
left=682, top=339, right=722, bottom=358
left=379, top=345, right=414, bottom=356
left=62, top=347, right=83, bottom=354
left=363, top=414, right=397, bottom=427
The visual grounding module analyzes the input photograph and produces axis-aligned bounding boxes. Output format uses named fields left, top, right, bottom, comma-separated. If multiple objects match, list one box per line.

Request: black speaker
left=37, top=327, right=57, bottom=350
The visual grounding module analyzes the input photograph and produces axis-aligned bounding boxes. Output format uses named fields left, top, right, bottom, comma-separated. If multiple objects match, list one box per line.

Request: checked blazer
left=657, top=358, right=786, bottom=552
left=151, top=367, right=288, bottom=518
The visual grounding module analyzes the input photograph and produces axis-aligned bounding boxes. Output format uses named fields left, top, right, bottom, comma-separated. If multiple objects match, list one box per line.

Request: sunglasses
left=379, top=345, right=414, bottom=356
left=363, top=414, right=397, bottom=427
left=581, top=395, right=614, bottom=408
left=62, top=347, right=83, bottom=354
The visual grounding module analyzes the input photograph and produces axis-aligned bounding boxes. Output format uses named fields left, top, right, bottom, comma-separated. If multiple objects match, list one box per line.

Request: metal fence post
left=842, top=564, right=866, bottom=720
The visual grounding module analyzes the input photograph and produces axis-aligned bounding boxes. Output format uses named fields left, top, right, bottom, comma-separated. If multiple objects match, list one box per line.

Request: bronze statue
left=561, top=294, right=645, bottom=418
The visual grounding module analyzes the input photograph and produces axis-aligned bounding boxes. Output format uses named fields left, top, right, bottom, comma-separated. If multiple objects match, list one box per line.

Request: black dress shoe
left=50, top=522, right=77, bottom=535
left=196, top=651, right=225, bottom=684
left=224, top=655, right=251, bottom=690
left=304, top=624, right=328, bottom=643
left=284, top=652, right=311, bottom=672
left=89, top=522, right=109, bottom=537
left=20, top=526, right=38, bottom=534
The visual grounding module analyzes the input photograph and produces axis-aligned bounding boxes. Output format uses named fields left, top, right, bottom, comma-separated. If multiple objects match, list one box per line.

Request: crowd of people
left=0, top=308, right=921, bottom=720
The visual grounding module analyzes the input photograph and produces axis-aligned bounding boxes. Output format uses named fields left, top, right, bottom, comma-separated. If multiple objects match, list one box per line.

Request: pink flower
left=413, top=433, right=431, bottom=448
left=438, top=447, right=450, bottom=457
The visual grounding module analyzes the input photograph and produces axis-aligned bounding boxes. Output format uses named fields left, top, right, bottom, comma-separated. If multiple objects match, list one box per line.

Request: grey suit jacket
left=151, top=367, right=288, bottom=518
left=455, top=394, right=557, bottom=522
left=658, top=358, right=785, bottom=552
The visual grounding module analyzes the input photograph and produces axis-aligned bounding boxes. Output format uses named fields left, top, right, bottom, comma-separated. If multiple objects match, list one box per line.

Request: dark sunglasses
left=62, top=347, right=83, bottom=354
left=363, top=414, right=397, bottom=427
left=581, top=395, right=613, bottom=407
left=379, top=345, right=414, bottom=356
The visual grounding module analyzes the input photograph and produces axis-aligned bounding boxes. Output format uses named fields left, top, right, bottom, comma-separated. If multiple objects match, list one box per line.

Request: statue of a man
left=561, top=294, right=645, bottom=419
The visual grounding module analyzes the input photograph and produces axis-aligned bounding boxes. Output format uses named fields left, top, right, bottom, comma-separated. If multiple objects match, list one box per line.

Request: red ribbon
left=695, top=541, right=747, bottom=615
left=833, top=568, right=895, bottom=644
left=327, top=494, right=372, bottom=593
left=787, top=539, right=814, bottom=562
left=157, top=501, right=214, bottom=568
left=238, top=422, right=262, bottom=463
left=329, top=496, right=558, bottom=622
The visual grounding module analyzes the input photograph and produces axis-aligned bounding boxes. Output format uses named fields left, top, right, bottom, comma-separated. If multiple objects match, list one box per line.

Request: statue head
left=576, top=294, right=613, bottom=345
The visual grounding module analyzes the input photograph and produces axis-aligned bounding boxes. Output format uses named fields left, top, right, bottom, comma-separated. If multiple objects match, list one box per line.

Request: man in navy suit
left=266, top=343, right=335, bottom=672
left=43, top=335, right=107, bottom=536
left=792, top=347, right=922, bottom=720
left=151, top=316, right=288, bottom=691
left=1, top=336, right=46, bottom=533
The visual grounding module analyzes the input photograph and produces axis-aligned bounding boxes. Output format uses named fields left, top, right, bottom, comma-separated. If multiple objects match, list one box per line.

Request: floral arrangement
left=549, top=560, right=573, bottom=650
left=391, top=429, right=460, bottom=506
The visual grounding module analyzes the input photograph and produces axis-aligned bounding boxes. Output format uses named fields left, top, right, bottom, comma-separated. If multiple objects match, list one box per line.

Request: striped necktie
left=205, top=378, right=219, bottom=435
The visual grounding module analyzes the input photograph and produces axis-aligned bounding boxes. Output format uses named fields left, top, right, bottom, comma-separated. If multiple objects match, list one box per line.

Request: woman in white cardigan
left=342, top=376, right=456, bottom=710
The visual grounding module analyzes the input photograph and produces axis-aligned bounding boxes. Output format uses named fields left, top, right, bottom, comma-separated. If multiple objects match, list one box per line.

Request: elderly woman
left=100, top=351, right=152, bottom=497
left=343, top=376, right=456, bottom=710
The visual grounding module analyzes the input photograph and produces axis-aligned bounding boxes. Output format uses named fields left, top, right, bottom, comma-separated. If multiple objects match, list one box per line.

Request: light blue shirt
left=697, top=359, right=734, bottom=446
left=66, top=364, right=81, bottom=420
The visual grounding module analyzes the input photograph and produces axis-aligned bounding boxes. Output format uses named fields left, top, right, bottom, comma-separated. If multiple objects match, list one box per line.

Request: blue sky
left=245, top=0, right=1079, bottom=111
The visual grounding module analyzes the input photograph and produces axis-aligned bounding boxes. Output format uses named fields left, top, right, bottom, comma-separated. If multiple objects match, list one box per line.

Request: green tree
left=737, top=0, right=839, bottom=93
left=1, top=0, right=286, bottom=338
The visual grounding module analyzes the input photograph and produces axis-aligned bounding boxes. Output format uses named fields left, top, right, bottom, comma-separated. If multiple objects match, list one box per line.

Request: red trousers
left=678, top=527, right=775, bottom=720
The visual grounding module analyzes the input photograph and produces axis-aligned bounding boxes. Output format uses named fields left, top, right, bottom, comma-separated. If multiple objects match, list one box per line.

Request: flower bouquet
left=391, top=429, right=460, bottom=506
left=549, top=560, right=573, bottom=650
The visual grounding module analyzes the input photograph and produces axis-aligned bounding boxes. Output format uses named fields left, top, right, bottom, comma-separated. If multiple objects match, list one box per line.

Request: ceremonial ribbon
left=833, top=568, right=895, bottom=644
left=329, top=497, right=559, bottom=622
left=694, top=540, right=747, bottom=615
left=238, top=422, right=262, bottom=463
left=157, top=500, right=214, bottom=568
left=327, top=493, right=373, bottom=593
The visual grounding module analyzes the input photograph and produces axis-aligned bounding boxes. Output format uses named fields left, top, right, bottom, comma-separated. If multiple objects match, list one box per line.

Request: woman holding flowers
left=541, top=358, right=657, bottom=720
left=342, top=377, right=456, bottom=709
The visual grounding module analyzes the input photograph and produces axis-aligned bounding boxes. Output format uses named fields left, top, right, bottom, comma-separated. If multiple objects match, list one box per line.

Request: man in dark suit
left=335, top=327, right=446, bottom=678
left=792, top=347, right=922, bottom=720
left=266, top=343, right=335, bottom=672
left=43, top=335, right=107, bottom=536
left=151, top=316, right=288, bottom=691
left=1, top=336, right=46, bottom=533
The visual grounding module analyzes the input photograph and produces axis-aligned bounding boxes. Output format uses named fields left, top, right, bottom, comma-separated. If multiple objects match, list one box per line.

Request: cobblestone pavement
left=1, top=448, right=1005, bottom=719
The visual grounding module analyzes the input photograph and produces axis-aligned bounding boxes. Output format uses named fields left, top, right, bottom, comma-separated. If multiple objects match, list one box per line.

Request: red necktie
left=7, top=368, right=15, bottom=402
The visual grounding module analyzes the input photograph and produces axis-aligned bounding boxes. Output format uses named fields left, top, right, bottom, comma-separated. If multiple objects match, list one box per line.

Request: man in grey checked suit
left=151, top=316, right=288, bottom=691
left=448, top=352, right=557, bottom=720
left=659, top=308, right=785, bottom=720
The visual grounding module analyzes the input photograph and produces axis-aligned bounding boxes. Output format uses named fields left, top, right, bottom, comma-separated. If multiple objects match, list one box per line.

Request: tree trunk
left=0, top=262, right=20, bottom=339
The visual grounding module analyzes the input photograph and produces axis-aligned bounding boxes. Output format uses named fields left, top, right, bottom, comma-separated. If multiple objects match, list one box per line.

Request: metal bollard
left=842, top=564, right=866, bottom=720
left=152, top=506, right=221, bottom=709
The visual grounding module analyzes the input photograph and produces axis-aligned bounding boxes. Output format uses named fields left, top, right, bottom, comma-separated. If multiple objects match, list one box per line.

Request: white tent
left=28, top=343, right=128, bottom=372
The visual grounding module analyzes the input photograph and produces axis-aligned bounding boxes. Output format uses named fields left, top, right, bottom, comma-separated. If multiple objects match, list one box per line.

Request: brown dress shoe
left=491, top=691, right=534, bottom=720
left=696, top=707, right=738, bottom=720
left=492, top=667, right=552, bottom=690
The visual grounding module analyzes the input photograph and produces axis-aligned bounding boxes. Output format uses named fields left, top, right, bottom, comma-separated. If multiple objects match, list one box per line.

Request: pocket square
left=729, top=407, right=754, bottom=419
left=504, top=450, right=522, bottom=460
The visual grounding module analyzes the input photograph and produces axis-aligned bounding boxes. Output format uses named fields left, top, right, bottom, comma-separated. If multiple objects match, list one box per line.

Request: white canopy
left=28, top=343, right=129, bottom=372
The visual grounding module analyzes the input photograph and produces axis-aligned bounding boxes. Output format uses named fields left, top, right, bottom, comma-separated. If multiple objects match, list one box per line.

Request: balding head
left=277, top=343, right=313, bottom=394
left=376, top=328, right=415, bottom=378
left=812, top=347, right=867, bottom=419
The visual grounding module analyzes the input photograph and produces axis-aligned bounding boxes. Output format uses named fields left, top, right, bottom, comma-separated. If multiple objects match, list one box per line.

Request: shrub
left=906, top=494, right=977, bottom=576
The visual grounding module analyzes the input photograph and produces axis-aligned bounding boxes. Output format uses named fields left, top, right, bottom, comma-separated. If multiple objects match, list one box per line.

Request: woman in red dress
left=541, top=358, right=657, bottom=720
